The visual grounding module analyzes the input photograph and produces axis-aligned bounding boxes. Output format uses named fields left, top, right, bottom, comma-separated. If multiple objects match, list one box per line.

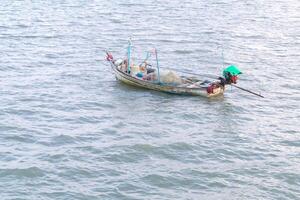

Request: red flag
left=106, top=53, right=113, bottom=61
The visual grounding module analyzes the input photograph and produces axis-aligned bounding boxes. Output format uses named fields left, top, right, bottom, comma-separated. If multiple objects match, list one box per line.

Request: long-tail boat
left=105, top=41, right=242, bottom=98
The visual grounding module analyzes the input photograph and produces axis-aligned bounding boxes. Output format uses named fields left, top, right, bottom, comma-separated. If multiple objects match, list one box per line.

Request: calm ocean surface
left=1, top=0, right=299, bottom=199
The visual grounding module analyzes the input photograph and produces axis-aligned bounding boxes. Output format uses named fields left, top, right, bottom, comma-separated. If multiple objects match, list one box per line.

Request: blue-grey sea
left=1, top=0, right=300, bottom=199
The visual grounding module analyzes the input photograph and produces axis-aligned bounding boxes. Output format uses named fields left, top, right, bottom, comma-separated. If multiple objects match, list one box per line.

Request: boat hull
left=110, top=62, right=224, bottom=98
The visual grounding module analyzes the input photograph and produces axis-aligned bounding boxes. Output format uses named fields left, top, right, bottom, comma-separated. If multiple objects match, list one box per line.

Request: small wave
left=39, top=134, right=78, bottom=147
left=173, top=50, right=194, bottom=54
left=0, top=167, right=45, bottom=178
left=280, top=140, right=300, bottom=147
left=4, top=135, right=36, bottom=143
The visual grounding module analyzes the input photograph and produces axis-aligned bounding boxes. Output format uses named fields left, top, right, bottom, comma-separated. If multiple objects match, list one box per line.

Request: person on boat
left=139, top=61, right=155, bottom=74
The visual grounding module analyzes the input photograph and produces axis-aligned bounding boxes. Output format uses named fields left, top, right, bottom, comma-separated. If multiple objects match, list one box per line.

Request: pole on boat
left=155, top=48, right=160, bottom=83
left=231, top=84, right=264, bottom=98
left=127, top=39, right=132, bottom=73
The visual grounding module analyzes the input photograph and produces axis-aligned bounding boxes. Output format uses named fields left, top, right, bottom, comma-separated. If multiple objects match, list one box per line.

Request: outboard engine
left=222, top=65, right=242, bottom=84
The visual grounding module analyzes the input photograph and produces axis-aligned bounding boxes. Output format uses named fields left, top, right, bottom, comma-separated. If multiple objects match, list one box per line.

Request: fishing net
left=159, top=70, right=182, bottom=85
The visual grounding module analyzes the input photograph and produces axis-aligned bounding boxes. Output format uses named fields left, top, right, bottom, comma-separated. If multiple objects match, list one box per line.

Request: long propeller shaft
left=231, top=84, right=264, bottom=98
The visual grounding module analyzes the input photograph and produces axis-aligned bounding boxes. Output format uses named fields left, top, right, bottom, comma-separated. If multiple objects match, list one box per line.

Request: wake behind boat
left=105, top=41, right=242, bottom=98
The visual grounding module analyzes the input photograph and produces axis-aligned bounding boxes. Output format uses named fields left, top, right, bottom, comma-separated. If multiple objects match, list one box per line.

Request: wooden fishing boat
left=107, top=59, right=224, bottom=97
left=105, top=42, right=243, bottom=98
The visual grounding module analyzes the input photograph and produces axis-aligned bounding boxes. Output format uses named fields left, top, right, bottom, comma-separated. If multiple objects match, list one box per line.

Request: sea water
left=0, top=0, right=299, bottom=199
